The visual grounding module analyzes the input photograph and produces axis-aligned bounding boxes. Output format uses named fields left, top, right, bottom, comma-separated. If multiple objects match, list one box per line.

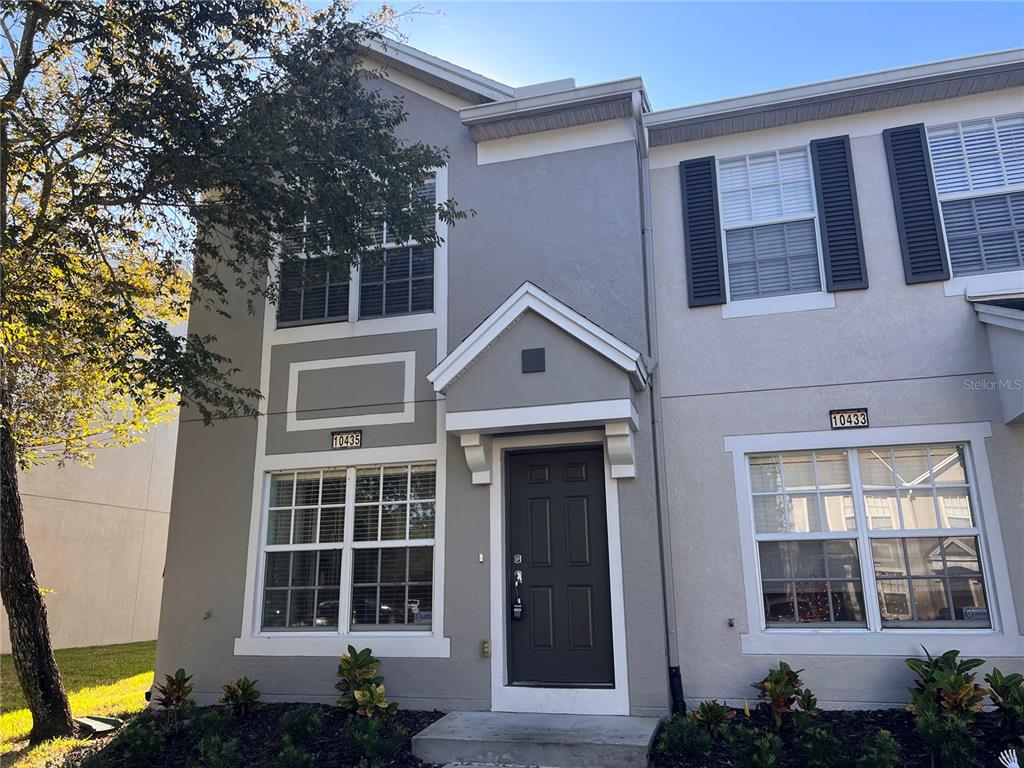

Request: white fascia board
left=974, top=303, right=1024, bottom=333
left=427, top=282, right=649, bottom=393
left=460, top=77, right=648, bottom=125
left=645, top=49, right=1024, bottom=127
left=446, top=399, right=639, bottom=435
left=362, top=38, right=513, bottom=103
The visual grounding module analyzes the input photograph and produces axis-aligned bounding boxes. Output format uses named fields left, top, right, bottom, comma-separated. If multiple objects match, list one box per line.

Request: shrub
left=987, top=668, right=1024, bottom=742
left=196, top=734, right=241, bottom=768
left=277, top=744, right=315, bottom=768
left=692, top=699, right=735, bottom=738
left=905, top=648, right=988, bottom=724
left=657, top=713, right=713, bottom=759
left=752, top=661, right=816, bottom=730
left=191, top=707, right=230, bottom=740
left=794, top=724, right=845, bottom=768
left=724, top=725, right=783, bottom=768
left=279, top=706, right=323, bottom=749
left=336, top=646, right=398, bottom=718
left=221, top=676, right=262, bottom=716
left=913, top=707, right=979, bottom=768
left=153, top=667, right=193, bottom=710
left=855, top=730, right=902, bottom=768
left=346, top=715, right=408, bottom=766
left=115, top=718, right=167, bottom=767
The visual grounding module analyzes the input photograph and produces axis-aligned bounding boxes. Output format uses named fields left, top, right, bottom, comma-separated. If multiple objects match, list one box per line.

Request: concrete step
left=412, top=711, right=661, bottom=768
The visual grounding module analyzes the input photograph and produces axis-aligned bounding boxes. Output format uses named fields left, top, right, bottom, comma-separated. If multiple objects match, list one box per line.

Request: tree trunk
left=0, top=386, right=74, bottom=744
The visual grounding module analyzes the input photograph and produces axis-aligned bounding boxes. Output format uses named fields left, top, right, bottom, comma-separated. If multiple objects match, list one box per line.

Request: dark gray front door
left=506, top=447, right=614, bottom=688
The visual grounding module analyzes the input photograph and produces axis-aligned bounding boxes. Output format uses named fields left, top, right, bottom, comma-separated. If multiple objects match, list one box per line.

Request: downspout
left=632, top=91, right=685, bottom=713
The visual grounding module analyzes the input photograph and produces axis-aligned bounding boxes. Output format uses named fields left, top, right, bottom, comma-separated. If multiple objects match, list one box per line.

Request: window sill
left=271, top=312, right=439, bottom=341
left=944, top=269, right=1024, bottom=298
left=740, top=629, right=1023, bottom=657
left=234, top=632, right=450, bottom=658
left=721, top=291, right=835, bottom=319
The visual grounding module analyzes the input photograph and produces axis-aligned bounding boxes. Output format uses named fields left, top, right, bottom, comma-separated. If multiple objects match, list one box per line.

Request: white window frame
left=923, top=113, right=1024, bottom=297
left=725, top=422, right=1021, bottom=656
left=716, top=146, right=835, bottom=319
left=235, top=446, right=450, bottom=658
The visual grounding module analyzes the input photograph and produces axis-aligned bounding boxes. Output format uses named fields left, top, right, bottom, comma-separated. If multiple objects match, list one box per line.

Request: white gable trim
left=428, top=282, right=649, bottom=392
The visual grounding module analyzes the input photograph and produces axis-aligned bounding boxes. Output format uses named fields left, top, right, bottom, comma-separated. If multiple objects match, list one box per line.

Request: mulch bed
left=651, top=707, right=1008, bottom=767
left=61, top=705, right=444, bottom=768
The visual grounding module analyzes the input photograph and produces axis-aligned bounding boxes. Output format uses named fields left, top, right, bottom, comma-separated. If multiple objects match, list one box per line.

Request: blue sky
left=348, top=2, right=1023, bottom=110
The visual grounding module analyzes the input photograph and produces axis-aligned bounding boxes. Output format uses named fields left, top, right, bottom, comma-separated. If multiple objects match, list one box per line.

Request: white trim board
left=488, top=431, right=631, bottom=715
left=285, top=352, right=416, bottom=432
left=428, top=281, right=649, bottom=393
left=723, top=422, right=1022, bottom=658
left=476, top=119, right=635, bottom=166
left=446, top=399, right=639, bottom=435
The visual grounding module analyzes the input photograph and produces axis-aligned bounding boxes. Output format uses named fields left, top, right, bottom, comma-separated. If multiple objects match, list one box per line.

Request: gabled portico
left=428, top=281, right=649, bottom=484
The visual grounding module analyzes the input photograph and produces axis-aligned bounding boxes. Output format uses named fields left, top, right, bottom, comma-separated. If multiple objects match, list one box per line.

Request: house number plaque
left=829, top=408, right=869, bottom=430
left=331, top=430, right=363, bottom=449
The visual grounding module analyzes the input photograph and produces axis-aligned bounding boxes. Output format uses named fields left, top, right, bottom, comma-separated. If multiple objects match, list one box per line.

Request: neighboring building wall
left=649, top=88, right=1024, bottom=707
left=156, top=73, right=670, bottom=716
left=0, top=419, right=177, bottom=651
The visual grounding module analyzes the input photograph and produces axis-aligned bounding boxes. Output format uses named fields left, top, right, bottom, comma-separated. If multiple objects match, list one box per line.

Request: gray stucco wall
left=649, top=95, right=1024, bottom=707
left=445, top=311, right=632, bottom=413
left=0, top=420, right=176, bottom=651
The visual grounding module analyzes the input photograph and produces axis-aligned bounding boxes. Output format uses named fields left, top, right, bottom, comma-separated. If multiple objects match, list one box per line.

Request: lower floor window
left=260, top=463, right=436, bottom=632
left=747, top=443, right=991, bottom=631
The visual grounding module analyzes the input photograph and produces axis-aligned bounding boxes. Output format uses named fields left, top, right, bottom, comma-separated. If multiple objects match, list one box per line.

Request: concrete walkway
left=412, top=711, right=661, bottom=768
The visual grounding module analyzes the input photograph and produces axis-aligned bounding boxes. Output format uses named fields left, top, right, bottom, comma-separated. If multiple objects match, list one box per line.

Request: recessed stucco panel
left=265, top=331, right=437, bottom=453
left=444, top=311, right=632, bottom=413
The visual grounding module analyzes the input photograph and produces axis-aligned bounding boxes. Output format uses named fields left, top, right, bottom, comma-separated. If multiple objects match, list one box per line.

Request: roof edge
left=363, top=37, right=514, bottom=104
left=646, top=49, right=1023, bottom=128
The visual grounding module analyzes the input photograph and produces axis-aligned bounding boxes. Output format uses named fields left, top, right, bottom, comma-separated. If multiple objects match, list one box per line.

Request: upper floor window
left=718, top=148, right=823, bottom=301
left=277, top=222, right=350, bottom=325
left=277, top=176, right=437, bottom=328
left=748, top=443, right=991, bottom=631
left=927, top=114, right=1024, bottom=277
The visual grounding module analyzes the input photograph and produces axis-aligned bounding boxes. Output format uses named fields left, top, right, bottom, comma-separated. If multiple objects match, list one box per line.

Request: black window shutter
left=810, top=135, right=868, bottom=292
left=883, top=123, right=950, bottom=284
left=680, top=157, right=726, bottom=307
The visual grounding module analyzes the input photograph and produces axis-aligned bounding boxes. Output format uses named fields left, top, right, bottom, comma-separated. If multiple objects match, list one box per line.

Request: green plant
left=913, top=707, right=979, bottom=768
left=221, top=676, right=262, bottom=716
left=657, top=713, right=713, bottom=759
left=346, top=715, right=408, bottom=767
left=795, top=725, right=845, bottom=768
left=277, top=744, right=315, bottom=768
left=752, top=661, right=815, bottom=730
left=724, top=725, right=783, bottom=768
left=905, top=648, right=988, bottom=724
left=987, top=668, right=1024, bottom=742
left=153, top=667, right=193, bottom=711
left=116, top=718, right=167, bottom=767
left=855, top=730, right=902, bottom=768
left=692, top=699, right=735, bottom=738
left=336, top=646, right=398, bottom=718
left=279, top=706, right=324, bottom=749
left=195, top=735, right=241, bottom=768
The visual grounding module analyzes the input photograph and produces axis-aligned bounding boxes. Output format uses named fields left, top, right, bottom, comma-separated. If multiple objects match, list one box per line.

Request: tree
left=1, top=0, right=460, bottom=742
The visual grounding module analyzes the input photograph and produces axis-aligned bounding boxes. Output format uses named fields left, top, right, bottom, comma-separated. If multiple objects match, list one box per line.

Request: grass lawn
left=0, top=640, right=155, bottom=766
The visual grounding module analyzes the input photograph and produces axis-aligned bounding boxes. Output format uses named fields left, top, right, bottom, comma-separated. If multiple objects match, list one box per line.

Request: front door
left=506, top=447, right=614, bottom=687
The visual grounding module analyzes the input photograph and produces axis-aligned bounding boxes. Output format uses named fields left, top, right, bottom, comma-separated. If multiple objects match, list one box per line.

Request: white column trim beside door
left=488, top=430, right=630, bottom=716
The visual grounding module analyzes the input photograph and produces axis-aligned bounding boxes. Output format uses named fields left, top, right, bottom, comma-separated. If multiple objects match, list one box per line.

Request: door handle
left=512, top=568, right=524, bottom=620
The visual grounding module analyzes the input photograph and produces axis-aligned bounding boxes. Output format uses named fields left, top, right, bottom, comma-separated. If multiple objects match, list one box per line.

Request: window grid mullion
left=849, top=448, right=882, bottom=632
left=339, top=466, right=357, bottom=634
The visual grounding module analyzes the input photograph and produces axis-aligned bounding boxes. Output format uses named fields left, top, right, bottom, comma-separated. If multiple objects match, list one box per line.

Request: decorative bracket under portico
left=604, top=421, right=636, bottom=479
left=461, top=433, right=493, bottom=485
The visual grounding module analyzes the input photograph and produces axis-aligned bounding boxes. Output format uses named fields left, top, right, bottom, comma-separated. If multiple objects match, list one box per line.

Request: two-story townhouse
left=156, top=39, right=1024, bottom=755
left=157, top=40, right=673, bottom=721
left=648, top=50, right=1024, bottom=707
